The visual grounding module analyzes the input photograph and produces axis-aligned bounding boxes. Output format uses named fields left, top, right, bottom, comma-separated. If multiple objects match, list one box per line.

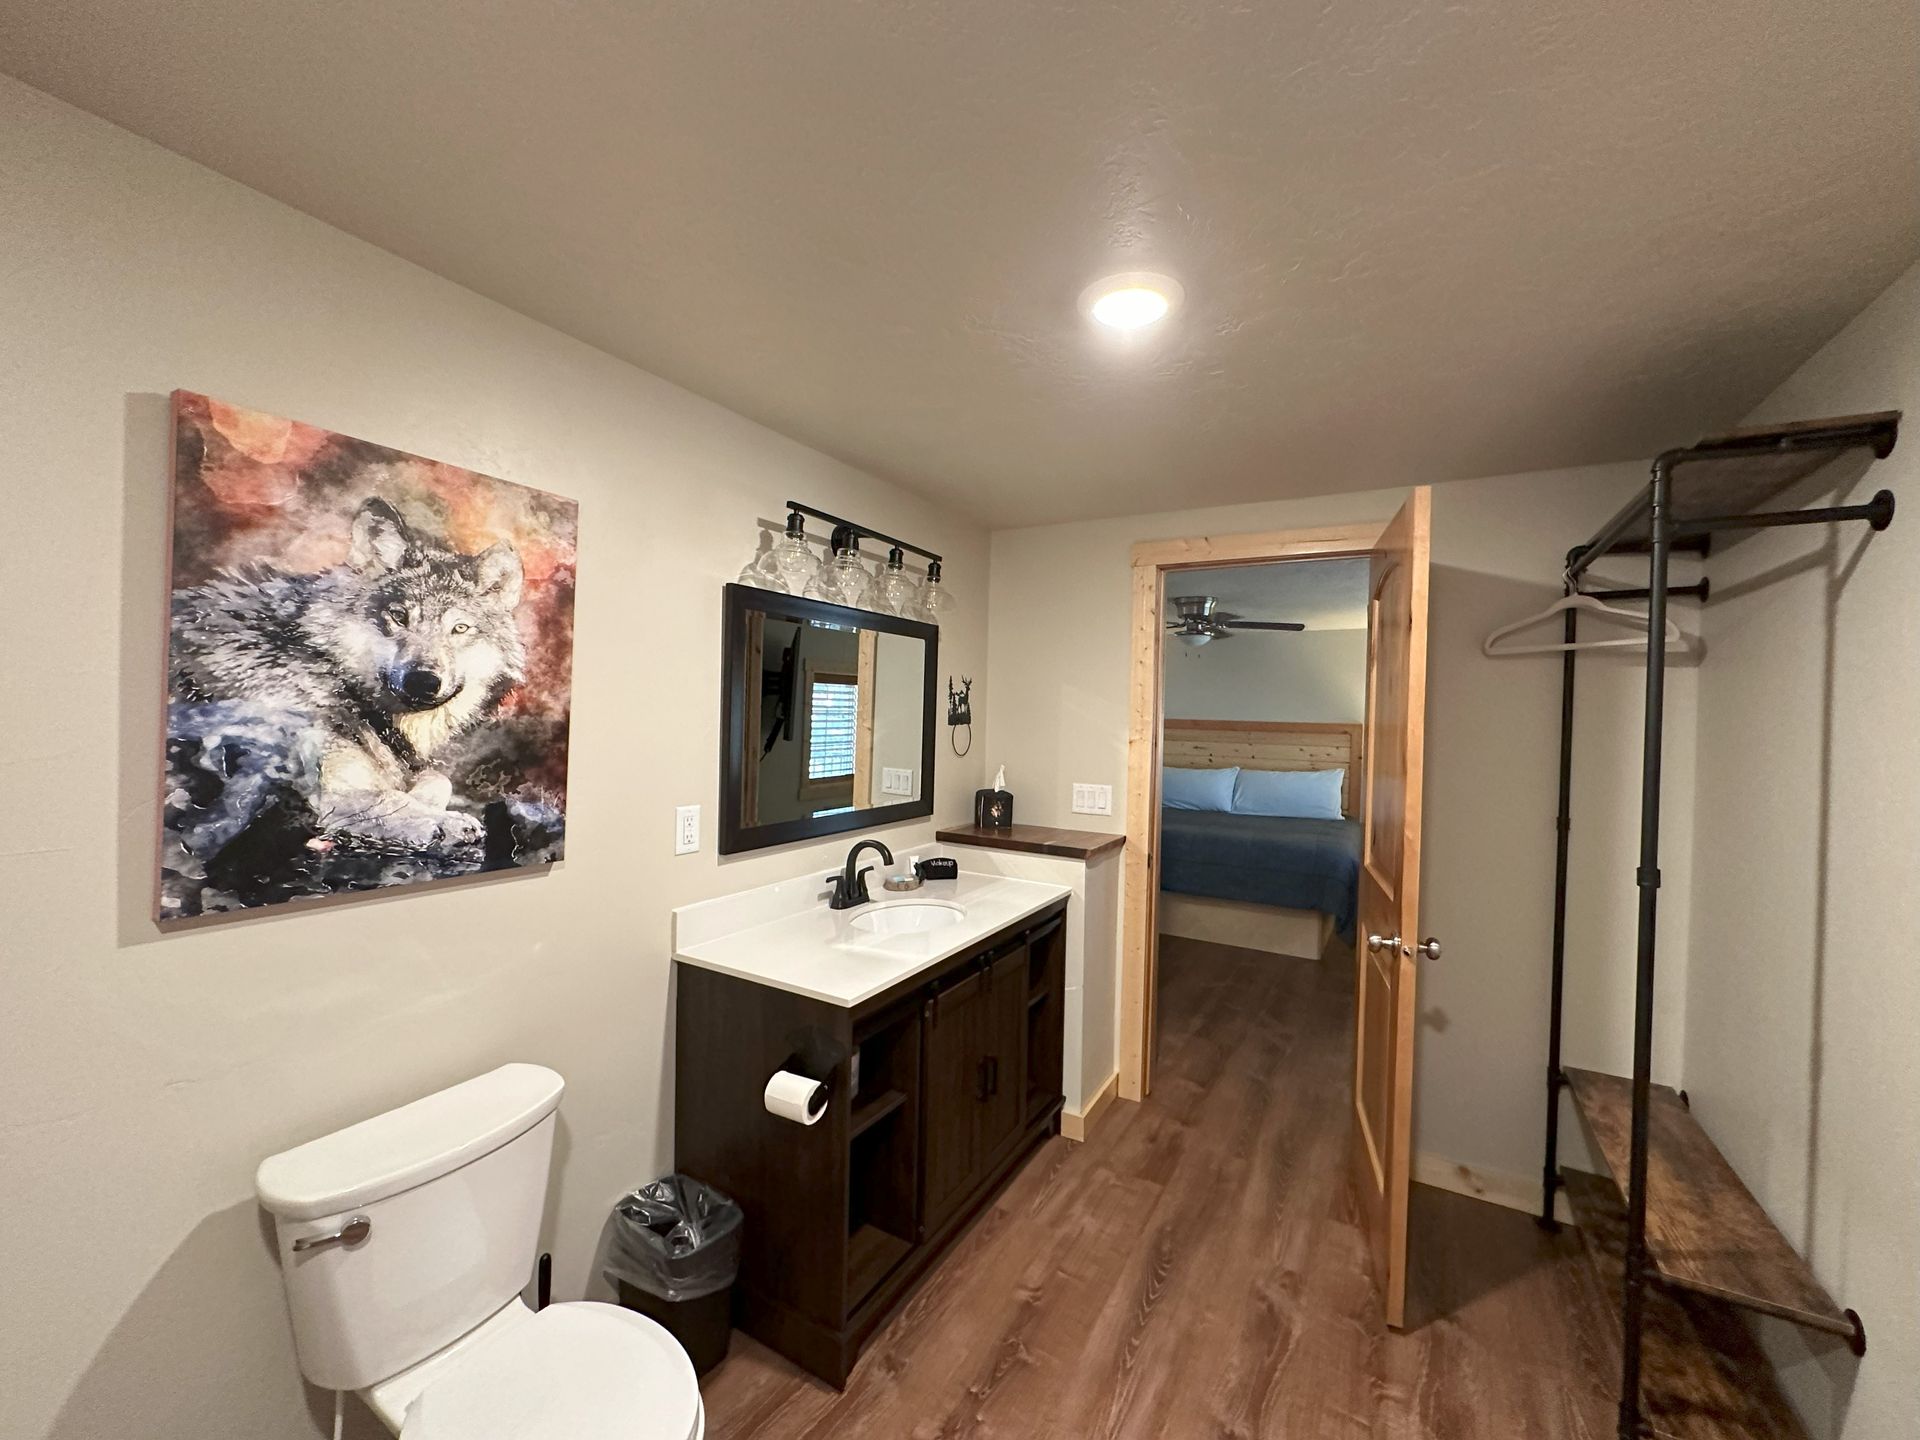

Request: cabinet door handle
left=976, top=1057, right=991, bottom=1101
left=987, top=1056, right=1000, bottom=1096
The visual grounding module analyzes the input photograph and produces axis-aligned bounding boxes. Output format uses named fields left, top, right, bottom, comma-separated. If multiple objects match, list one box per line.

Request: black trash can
left=603, top=1174, right=742, bottom=1377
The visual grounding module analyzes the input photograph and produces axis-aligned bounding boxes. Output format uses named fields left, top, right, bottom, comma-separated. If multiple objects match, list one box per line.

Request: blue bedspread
left=1158, top=809, right=1362, bottom=938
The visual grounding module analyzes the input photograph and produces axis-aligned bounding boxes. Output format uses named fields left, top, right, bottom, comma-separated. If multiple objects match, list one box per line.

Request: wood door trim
left=853, top=629, right=878, bottom=809
left=1120, top=518, right=1388, bottom=1103
left=1131, top=521, right=1387, bottom=571
left=742, top=617, right=765, bottom=828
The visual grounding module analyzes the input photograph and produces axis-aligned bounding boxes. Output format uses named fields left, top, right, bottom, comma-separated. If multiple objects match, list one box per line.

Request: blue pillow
left=1162, top=766, right=1238, bottom=812
left=1232, top=767, right=1345, bottom=820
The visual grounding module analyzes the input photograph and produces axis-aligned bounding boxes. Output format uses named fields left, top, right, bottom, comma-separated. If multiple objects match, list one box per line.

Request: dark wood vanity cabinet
left=922, top=940, right=1030, bottom=1236
left=674, top=899, right=1068, bottom=1386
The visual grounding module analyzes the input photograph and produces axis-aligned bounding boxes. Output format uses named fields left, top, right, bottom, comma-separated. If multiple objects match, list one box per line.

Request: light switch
left=882, top=767, right=914, bottom=796
left=674, top=804, right=700, bottom=855
left=1072, top=783, right=1113, bottom=816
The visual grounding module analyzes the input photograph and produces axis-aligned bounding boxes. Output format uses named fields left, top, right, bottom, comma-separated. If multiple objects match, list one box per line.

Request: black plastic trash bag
left=603, top=1174, right=742, bottom=1303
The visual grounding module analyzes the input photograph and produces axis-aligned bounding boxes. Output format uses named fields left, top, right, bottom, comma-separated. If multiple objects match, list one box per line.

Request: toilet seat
left=401, top=1301, right=702, bottom=1440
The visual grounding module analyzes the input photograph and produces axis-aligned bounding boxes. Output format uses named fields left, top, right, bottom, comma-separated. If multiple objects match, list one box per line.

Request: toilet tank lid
left=256, top=1064, right=565, bottom=1222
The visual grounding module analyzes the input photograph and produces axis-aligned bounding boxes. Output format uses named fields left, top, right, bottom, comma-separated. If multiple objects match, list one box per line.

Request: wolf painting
left=159, top=392, right=577, bottom=919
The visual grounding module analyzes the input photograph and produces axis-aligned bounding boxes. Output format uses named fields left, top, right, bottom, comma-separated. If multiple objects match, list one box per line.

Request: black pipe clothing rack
left=1538, top=410, right=1898, bottom=1440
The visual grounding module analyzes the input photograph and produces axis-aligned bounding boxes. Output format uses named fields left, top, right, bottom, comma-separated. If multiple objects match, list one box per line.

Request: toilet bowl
left=375, top=1298, right=702, bottom=1440
left=256, top=1064, right=703, bottom=1438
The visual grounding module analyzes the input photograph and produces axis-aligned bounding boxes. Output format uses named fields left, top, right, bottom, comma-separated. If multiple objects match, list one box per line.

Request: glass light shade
left=1176, top=629, right=1213, bottom=648
left=915, top=561, right=956, bottom=625
left=763, top=514, right=817, bottom=592
left=736, top=547, right=791, bottom=591
left=861, top=547, right=921, bottom=617
left=806, top=541, right=870, bottom=608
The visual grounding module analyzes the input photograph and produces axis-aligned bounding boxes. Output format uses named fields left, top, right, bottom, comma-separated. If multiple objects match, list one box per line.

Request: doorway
left=1118, top=493, right=1433, bottom=1324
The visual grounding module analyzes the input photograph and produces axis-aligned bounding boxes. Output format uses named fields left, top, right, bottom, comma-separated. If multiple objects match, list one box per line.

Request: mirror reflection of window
left=803, top=669, right=859, bottom=809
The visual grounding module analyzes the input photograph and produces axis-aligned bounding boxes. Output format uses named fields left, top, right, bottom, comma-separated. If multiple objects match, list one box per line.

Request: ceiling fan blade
left=1225, top=620, right=1307, bottom=631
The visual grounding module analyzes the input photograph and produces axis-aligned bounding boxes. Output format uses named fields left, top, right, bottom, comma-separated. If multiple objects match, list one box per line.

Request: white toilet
left=255, top=1063, right=704, bottom=1439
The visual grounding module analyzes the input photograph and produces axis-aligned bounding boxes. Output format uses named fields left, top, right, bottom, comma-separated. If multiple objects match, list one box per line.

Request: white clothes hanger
left=1482, top=592, right=1693, bottom=657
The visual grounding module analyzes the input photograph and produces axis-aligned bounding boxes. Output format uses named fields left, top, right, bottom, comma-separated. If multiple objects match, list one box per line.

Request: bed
left=1157, top=720, right=1363, bottom=957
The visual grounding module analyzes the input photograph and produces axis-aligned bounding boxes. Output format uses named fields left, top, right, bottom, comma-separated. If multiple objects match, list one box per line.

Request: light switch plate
left=674, top=804, right=700, bottom=855
left=881, top=766, right=915, bottom=796
left=1071, top=783, right=1113, bottom=816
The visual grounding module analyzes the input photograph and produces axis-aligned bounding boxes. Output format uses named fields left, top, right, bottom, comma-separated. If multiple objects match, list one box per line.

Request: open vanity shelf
left=845, top=1006, right=919, bottom=1310
left=1541, top=412, right=1897, bottom=1440
left=674, top=898, right=1069, bottom=1386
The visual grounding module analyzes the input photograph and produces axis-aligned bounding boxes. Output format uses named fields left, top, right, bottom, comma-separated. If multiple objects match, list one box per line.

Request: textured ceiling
left=4, top=1, right=1915, bottom=528
left=1172, top=560, right=1371, bottom=631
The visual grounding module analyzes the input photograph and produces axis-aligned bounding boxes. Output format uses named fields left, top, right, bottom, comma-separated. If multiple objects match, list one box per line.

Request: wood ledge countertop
left=934, top=823, right=1126, bottom=861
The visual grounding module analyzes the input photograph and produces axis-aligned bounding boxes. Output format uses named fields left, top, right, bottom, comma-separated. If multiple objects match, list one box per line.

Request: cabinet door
left=976, top=945, right=1029, bottom=1169
left=921, top=969, right=984, bottom=1236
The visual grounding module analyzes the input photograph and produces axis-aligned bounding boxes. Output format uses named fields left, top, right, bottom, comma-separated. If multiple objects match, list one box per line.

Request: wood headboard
left=1162, top=719, right=1363, bottom=818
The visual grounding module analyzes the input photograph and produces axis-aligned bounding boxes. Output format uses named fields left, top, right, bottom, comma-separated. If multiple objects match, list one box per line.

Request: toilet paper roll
left=763, top=1070, right=829, bottom=1126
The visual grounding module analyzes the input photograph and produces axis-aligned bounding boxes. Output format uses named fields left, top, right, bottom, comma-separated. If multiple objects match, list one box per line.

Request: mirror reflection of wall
left=741, top=613, right=928, bottom=830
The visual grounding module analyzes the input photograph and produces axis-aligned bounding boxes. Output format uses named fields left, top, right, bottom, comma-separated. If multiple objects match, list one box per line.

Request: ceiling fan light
left=1176, top=630, right=1213, bottom=648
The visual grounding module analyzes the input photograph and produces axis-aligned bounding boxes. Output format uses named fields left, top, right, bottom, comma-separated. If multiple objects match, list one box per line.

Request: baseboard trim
left=1061, top=1072, right=1119, bottom=1142
left=1415, top=1152, right=1574, bottom=1226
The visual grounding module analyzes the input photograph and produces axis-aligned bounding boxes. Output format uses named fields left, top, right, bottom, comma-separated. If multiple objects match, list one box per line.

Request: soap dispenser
left=974, top=765, right=1014, bottom=829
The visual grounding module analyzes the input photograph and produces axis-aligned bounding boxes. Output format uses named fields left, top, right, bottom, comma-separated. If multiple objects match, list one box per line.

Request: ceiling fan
left=1167, top=594, right=1307, bottom=647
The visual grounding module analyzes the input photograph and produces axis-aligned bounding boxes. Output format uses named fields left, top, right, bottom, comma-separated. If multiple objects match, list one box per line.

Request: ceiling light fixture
left=1081, top=271, right=1183, bottom=331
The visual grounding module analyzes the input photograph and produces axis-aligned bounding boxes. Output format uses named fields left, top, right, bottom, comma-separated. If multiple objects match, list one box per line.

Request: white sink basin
left=847, top=900, right=967, bottom=937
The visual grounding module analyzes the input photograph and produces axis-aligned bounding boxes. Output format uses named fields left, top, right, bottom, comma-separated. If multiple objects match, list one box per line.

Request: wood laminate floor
left=701, top=935, right=1618, bottom=1439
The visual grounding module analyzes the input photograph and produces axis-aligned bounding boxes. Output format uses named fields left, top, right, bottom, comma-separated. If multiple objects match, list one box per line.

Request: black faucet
left=829, top=839, right=894, bottom=910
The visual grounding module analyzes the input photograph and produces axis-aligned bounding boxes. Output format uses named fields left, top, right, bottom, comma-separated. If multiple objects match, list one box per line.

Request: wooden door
left=1352, top=486, right=1432, bottom=1328
left=921, top=969, right=984, bottom=1235
left=976, top=946, right=1029, bottom=1169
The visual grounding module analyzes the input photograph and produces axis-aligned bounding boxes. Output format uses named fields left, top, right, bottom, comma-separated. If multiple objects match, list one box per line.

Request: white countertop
left=672, top=869, right=1072, bottom=1008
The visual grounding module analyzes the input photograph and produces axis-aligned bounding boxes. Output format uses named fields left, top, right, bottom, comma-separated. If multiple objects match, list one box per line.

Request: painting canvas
left=159, top=391, right=577, bottom=919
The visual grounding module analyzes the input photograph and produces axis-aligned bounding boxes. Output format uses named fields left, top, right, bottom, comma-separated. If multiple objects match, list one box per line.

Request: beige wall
left=1685, top=261, right=1920, bottom=1440
left=0, top=78, right=989, bottom=1440
left=1164, top=626, right=1368, bottom=723
left=984, top=467, right=1704, bottom=1190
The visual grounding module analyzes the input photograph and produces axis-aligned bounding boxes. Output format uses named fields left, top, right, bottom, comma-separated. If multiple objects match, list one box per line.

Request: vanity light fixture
left=1081, top=271, right=1183, bottom=331
left=746, top=503, right=954, bottom=625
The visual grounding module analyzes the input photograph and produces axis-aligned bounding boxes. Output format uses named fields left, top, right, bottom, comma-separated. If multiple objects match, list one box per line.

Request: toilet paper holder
left=763, top=1057, right=833, bottom=1126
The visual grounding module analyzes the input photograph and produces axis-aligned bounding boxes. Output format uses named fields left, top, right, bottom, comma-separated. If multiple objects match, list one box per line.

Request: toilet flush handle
left=291, top=1215, right=372, bottom=1253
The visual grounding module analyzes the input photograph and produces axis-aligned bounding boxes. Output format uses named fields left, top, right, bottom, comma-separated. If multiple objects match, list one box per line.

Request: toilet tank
left=255, top=1063, right=565, bottom=1391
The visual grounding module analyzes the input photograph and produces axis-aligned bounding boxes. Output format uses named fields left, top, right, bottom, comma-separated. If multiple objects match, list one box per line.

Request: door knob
left=1414, top=936, right=1442, bottom=961
left=1366, top=933, right=1400, bottom=954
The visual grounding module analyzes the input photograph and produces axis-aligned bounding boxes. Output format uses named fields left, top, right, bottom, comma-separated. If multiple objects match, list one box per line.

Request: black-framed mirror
left=719, top=584, right=938, bottom=854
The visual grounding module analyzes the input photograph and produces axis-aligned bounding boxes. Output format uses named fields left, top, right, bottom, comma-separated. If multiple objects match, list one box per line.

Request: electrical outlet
left=674, top=804, right=700, bottom=855
left=1071, top=783, right=1113, bottom=816
left=881, top=767, right=914, bottom=796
